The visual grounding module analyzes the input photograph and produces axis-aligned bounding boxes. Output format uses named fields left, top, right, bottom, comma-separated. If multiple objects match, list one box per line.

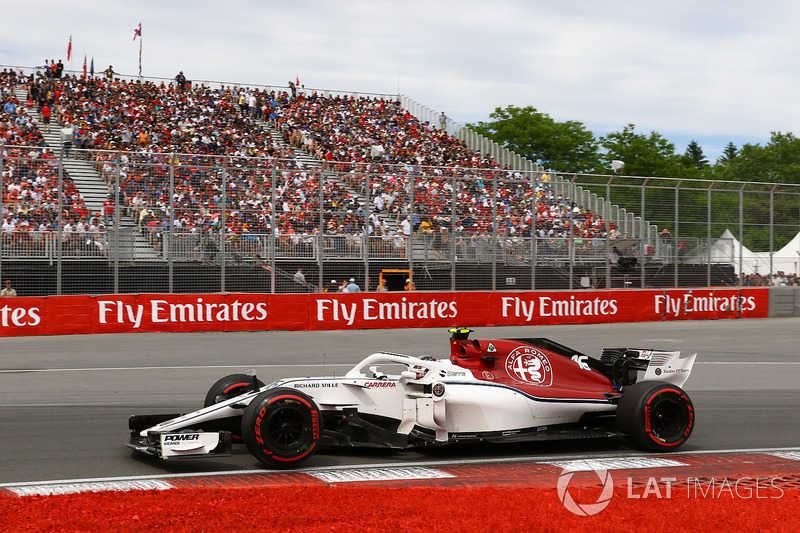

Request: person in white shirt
left=343, top=278, right=361, bottom=293
left=60, top=123, right=75, bottom=157
left=1, top=280, right=17, bottom=297
left=400, top=216, right=411, bottom=237
left=293, top=268, right=309, bottom=291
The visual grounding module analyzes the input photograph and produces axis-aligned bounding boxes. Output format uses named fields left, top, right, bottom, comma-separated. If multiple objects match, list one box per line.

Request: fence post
left=568, top=192, right=574, bottom=290
left=450, top=172, right=456, bottom=291
left=113, top=152, right=121, bottom=294
left=640, top=180, right=647, bottom=288
left=168, top=153, right=175, bottom=293
left=491, top=171, right=498, bottom=291
left=738, top=185, right=744, bottom=285
left=364, top=169, right=371, bottom=291
left=318, top=166, right=325, bottom=293
left=270, top=162, right=277, bottom=294
left=0, top=150, right=4, bottom=284
left=769, top=185, right=775, bottom=279
left=408, top=173, right=415, bottom=273
left=220, top=166, right=227, bottom=293
left=531, top=170, right=537, bottom=290
left=707, top=184, right=712, bottom=287
left=604, top=178, right=611, bottom=290
left=56, top=143, right=64, bottom=295
left=674, top=183, right=680, bottom=287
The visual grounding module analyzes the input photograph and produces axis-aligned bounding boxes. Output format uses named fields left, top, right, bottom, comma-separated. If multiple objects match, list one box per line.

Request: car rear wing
left=640, top=350, right=697, bottom=388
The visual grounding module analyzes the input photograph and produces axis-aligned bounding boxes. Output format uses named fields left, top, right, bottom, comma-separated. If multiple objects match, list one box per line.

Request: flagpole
left=139, top=35, right=143, bottom=79
left=133, top=22, right=143, bottom=79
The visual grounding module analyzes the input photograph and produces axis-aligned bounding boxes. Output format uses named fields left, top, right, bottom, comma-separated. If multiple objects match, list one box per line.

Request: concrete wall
left=768, top=287, right=800, bottom=317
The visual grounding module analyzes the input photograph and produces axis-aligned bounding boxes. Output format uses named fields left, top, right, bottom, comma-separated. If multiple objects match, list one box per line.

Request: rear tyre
left=617, top=381, right=694, bottom=452
left=241, top=388, right=321, bottom=468
left=204, top=374, right=264, bottom=408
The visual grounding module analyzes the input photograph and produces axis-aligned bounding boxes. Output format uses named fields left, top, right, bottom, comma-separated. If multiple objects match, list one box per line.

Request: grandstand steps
left=18, top=90, right=162, bottom=261
left=18, top=90, right=107, bottom=215
left=243, top=108, right=438, bottom=262
left=56, top=158, right=108, bottom=216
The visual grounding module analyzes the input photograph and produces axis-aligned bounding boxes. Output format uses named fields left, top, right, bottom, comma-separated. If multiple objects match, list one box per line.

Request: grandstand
left=0, top=66, right=751, bottom=295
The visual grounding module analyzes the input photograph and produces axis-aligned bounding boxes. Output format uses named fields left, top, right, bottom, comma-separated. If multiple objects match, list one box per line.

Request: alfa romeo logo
left=557, top=468, right=614, bottom=516
left=505, top=346, right=553, bottom=386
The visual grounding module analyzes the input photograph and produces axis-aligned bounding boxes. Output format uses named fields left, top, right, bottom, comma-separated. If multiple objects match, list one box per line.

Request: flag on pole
left=82, top=55, right=87, bottom=79
left=67, top=35, right=72, bottom=61
left=90, top=57, right=94, bottom=78
left=133, top=22, right=143, bottom=76
left=296, top=75, right=300, bottom=86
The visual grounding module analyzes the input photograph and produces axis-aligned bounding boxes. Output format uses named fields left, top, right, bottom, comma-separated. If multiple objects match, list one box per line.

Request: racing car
left=126, top=328, right=696, bottom=468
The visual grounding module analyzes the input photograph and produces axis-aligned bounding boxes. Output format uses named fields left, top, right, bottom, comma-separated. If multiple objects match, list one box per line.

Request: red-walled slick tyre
left=617, top=381, right=695, bottom=452
left=203, top=374, right=265, bottom=408
left=241, top=388, right=322, bottom=468
left=204, top=374, right=265, bottom=441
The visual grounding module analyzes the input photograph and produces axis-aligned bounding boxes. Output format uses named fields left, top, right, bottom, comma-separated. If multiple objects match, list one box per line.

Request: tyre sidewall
left=204, top=373, right=264, bottom=408
left=241, top=388, right=321, bottom=467
left=617, top=381, right=694, bottom=451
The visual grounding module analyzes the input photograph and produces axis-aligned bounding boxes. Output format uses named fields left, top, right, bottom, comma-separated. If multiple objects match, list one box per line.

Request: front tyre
left=617, top=381, right=694, bottom=452
left=204, top=374, right=265, bottom=408
left=241, top=388, right=321, bottom=468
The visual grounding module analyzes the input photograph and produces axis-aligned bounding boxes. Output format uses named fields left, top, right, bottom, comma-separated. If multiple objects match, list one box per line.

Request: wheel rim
left=649, top=393, right=689, bottom=441
left=266, top=406, right=307, bottom=449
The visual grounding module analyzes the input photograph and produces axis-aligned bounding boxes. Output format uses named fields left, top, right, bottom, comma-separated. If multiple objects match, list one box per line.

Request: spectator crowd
left=1, top=62, right=637, bottom=265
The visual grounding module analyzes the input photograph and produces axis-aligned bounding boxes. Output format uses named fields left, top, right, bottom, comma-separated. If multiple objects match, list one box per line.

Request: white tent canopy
left=706, top=229, right=800, bottom=276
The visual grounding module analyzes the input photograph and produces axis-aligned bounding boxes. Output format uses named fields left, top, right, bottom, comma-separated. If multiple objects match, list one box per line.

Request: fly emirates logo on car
left=501, top=295, right=619, bottom=322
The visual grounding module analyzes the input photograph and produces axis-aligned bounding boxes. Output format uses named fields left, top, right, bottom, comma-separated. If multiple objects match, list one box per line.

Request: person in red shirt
left=102, top=195, right=115, bottom=227
left=40, top=103, right=52, bottom=133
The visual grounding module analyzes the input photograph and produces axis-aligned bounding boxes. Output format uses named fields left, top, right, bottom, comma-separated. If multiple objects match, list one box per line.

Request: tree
left=717, top=142, right=738, bottom=165
left=599, top=124, right=683, bottom=178
left=705, top=133, right=800, bottom=250
left=682, top=140, right=708, bottom=170
left=468, top=105, right=601, bottom=173
left=722, top=132, right=800, bottom=184
left=707, top=142, right=740, bottom=181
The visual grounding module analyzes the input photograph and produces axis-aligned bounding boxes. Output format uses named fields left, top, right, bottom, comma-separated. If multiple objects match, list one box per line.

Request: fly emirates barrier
left=0, top=288, right=768, bottom=337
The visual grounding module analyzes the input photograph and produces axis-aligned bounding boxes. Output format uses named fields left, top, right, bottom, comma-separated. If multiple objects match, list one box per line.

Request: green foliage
left=681, top=140, right=708, bottom=179
left=682, top=140, right=708, bottom=168
left=717, top=142, right=739, bottom=164
left=599, top=124, right=683, bottom=178
left=469, top=108, right=800, bottom=252
left=721, top=132, right=800, bottom=184
left=468, top=105, right=600, bottom=173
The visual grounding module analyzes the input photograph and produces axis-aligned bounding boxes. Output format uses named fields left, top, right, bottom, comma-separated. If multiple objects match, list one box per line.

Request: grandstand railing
left=5, top=143, right=799, bottom=295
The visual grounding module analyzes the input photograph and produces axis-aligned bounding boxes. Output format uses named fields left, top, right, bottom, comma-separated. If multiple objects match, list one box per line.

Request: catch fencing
left=1, top=147, right=798, bottom=296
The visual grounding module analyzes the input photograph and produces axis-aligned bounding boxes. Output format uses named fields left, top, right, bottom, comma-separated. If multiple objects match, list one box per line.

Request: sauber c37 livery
left=126, top=328, right=696, bottom=467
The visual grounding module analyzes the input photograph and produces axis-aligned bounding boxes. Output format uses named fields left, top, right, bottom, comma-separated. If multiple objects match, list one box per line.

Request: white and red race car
left=126, top=328, right=696, bottom=467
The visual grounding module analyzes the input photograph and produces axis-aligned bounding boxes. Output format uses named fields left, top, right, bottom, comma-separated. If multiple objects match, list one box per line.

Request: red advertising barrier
left=0, top=288, right=769, bottom=337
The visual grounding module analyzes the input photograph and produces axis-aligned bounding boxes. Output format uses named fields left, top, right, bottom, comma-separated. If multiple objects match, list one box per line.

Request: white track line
left=3, top=446, right=800, bottom=491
